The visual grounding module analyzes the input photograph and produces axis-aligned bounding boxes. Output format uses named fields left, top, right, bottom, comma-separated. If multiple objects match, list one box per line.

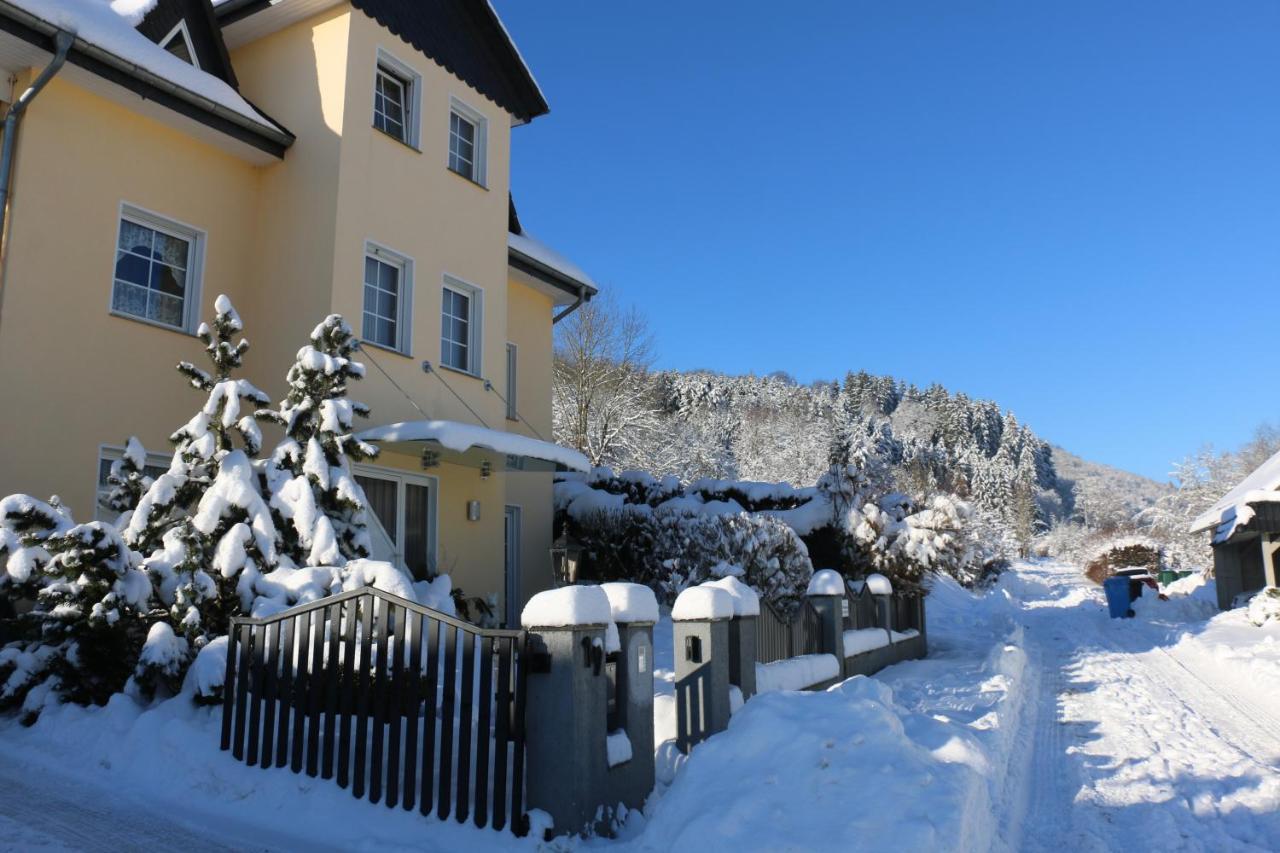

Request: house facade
left=0, top=0, right=595, bottom=624
left=1189, top=449, right=1280, bottom=609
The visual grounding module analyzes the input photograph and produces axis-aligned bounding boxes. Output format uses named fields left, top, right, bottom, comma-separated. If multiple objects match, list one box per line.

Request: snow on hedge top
left=13, top=0, right=283, bottom=130
left=522, top=585, right=611, bottom=628
left=1191, top=447, right=1280, bottom=539
left=358, top=420, right=590, bottom=472
left=672, top=585, right=734, bottom=621
left=702, top=575, right=760, bottom=616
left=865, top=573, right=893, bottom=595
left=508, top=230, right=597, bottom=290
left=599, top=582, right=659, bottom=624
left=806, top=569, right=845, bottom=596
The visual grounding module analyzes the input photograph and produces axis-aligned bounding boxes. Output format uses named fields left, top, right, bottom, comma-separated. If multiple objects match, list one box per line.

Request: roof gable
left=138, top=0, right=239, bottom=87
left=348, top=0, right=548, bottom=123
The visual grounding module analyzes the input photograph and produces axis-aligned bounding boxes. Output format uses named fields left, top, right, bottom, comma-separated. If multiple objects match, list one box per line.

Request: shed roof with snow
left=1189, top=448, right=1280, bottom=543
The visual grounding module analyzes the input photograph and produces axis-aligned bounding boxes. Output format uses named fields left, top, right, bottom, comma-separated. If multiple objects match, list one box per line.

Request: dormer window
left=160, top=21, right=198, bottom=68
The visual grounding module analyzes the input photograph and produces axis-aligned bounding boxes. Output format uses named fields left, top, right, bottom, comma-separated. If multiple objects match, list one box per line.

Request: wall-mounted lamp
left=420, top=448, right=440, bottom=470
left=480, top=460, right=492, bottom=480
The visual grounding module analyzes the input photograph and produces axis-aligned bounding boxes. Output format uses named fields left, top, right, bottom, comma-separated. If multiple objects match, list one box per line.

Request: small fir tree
left=261, top=315, right=379, bottom=567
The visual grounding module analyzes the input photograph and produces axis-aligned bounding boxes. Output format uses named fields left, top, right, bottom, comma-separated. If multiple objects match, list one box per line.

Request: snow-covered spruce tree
left=0, top=494, right=72, bottom=603
left=104, top=437, right=152, bottom=525
left=26, top=521, right=152, bottom=716
left=125, top=295, right=276, bottom=643
left=260, top=314, right=378, bottom=568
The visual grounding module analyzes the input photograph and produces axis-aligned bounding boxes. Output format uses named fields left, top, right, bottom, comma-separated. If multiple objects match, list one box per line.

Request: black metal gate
left=220, top=586, right=528, bottom=833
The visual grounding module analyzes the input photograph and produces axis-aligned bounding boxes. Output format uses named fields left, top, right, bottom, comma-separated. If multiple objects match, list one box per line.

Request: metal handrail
left=227, top=585, right=525, bottom=639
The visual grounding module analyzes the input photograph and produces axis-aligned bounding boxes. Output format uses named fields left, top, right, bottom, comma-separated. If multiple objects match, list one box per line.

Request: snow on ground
left=2, top=562, right=1279, bottom=851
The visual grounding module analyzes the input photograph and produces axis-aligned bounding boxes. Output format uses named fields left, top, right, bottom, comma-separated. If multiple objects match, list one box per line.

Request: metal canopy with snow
left=357, top=420, right=591, bottom=473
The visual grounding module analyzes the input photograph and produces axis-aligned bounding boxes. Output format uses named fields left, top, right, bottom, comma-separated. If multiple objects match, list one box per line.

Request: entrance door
left=504, top=506, right=521, bottom=627
left=354, top=467, right=437, bottom=580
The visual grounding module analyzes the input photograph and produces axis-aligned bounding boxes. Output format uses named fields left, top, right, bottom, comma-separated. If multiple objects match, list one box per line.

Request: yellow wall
left=0, top=4, right=562, bottom=611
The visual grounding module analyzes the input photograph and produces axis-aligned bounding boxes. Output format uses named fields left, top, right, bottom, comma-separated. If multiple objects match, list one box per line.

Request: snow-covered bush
left=1246, top=587, right=1280, bottom=627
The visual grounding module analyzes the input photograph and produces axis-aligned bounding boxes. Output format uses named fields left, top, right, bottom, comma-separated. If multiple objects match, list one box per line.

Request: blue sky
left=495, top=1, right=1280, bottom=482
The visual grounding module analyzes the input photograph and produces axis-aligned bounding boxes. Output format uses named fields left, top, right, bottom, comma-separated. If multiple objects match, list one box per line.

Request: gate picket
left=223, top=587, right=527, bottom=834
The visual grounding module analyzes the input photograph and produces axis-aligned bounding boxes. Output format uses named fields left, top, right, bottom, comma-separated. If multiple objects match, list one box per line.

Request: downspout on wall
left=0, top=29, right=74, bottom=330
left=552, top=284, right=588, bottom=324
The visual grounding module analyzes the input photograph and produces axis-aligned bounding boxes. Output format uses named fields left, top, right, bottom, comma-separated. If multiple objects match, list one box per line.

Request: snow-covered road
left=1002, top=562, right=1280, bottom=852
left=2, top=561, right=1277, bottom=851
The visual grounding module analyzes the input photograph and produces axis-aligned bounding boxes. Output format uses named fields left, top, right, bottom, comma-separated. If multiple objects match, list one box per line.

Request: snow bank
left=184, top=635, right=227, bottom=702
left=843, top=627, right=891, bottom=656
left=805, top=568, right=844, bottom=596
left=521, top=585, right=611, bottom=628
left=754, top=653, right=839, bottom=693
left=671, top=586, right=734, bottom=621
left=701, top=574, right=760, bottom=617
left=1246, top=586, right=1280, bottom=627
left=600, top=582, right=659, bottom=623
left=358, top=420, right=590, bottom=472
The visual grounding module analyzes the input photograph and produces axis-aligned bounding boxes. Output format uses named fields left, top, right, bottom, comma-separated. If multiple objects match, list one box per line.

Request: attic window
left=160, top=21, right=198, bottom=68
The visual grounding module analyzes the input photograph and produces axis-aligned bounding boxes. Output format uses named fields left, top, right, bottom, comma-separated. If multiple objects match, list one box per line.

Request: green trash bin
left=1157, top=570, right=1178, bottom=586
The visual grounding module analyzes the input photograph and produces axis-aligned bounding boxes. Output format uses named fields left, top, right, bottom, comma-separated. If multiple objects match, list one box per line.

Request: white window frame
left=94, top=443, right=170, bottom=522
left=440, top=274, right=483, bottom=376
left=447, top=96, right=488, bottom=186
left=373, top=48, right=422, bottom=148
left=353, top=463, right=438, bottom=576
left=362, top=241, right=414, bottom=356
left=109, top=203, right=205, bottom=335
left=160, top=20, right=199, bottom=68
left=505, top=342, right=518, bottom=421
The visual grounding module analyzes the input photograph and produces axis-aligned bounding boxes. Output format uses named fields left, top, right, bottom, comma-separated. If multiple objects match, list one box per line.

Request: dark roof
left=138, top=0, right=239, bottom=88
left=219, top=0, right=549, bottom=122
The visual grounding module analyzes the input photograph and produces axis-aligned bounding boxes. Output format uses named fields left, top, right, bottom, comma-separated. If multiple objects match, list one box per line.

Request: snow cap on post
left=702, top=576, right=760, bottom=617
left=865, top=573, right=894, bottom=596
left=806, top=568, right=845, bottom=597
left=672, top=585, right=734, bottom=621
left=521, top=584, right=611, bottom=628
left=599, top=582, right=659, bottom=624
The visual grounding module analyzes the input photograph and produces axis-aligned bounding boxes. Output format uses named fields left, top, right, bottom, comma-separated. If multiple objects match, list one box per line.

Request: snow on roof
left=7, top=0, right=283, bottom=132
left=1190, top=447, right=1280, bottom=539
left=357, top=419, right=591, bottom=472
left=508, top=230, right=598, bottom=291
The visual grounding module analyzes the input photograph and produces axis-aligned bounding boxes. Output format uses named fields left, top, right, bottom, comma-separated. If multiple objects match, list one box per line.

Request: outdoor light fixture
left=550, top=533, right=584, bottom=586
left=420, top=448, right=440, bottom=469
left=480, top=460, right=492, bottom=480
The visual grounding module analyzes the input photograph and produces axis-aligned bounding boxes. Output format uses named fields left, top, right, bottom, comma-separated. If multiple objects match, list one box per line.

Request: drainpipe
left=552, top=285, right=588, bottom=324
left=0, top=29, right=73, bottom=323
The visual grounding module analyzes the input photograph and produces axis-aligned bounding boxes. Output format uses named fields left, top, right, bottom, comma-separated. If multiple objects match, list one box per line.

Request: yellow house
left=0, top=0, right=596, bottom=624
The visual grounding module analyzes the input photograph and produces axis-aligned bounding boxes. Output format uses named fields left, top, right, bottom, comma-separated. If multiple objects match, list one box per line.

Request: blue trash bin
left=1103, top=576, right=1133, bottom=618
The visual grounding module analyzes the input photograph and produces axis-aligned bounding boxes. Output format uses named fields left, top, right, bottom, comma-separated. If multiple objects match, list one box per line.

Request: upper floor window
left=448, top=98, right=487, bottom=185
left=362, top=244, right=413, bottom=355
left=441, top=276, right=481, bottom=374
left=160, top=21, right=198, bottom=67
left=373, top=50, right=422, bottom=148
left=111, top=206, right=203, bottom=333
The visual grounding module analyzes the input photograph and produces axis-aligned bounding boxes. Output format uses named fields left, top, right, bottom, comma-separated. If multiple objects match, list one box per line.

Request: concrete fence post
left=521, top=586, right=611, bottom=838
left=672, top=585, right=734, bottom=753
left=599, top=583, right=658, bottom=816
left=806, top=569, right=846, bottom=672
left=703, top=576, right=760, bottom=701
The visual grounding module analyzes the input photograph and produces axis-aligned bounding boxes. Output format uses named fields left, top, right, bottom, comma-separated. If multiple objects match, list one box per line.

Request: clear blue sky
left=495, top=1, right=1280, bottom=482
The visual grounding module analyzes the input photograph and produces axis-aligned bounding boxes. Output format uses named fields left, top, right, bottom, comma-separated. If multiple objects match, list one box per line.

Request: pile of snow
left=805, top=568, right=844, bottom=596
left=521, top=585, right=611, bottom=628
left=413, top=574, right=456, bottom=616
left=864, top=572, right=894, bottom=596
left=843, top=627, right=891, bottom=657
left=671, top=586, right=734, bottom=621
left=606, top=730, right=633, bottom=768
left=600, top=582, right=660, bottom=624
left=754, top=653, right=839, bottom=693
left=700, top=574, right=760, bottom=617
left=1131, top=571, right=1218, bottom=623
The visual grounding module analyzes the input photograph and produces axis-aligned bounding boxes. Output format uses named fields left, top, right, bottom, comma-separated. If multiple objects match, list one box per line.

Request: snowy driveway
left=1004, top=562, right=1280, bottom=852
